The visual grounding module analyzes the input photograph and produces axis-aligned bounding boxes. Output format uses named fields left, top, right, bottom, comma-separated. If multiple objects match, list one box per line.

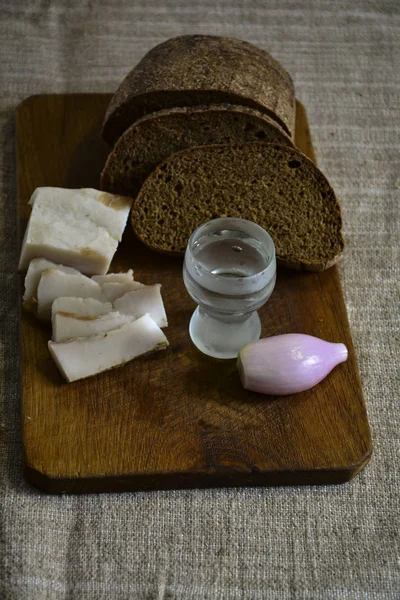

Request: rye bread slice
left=100, top=104, right=294, bottom=197
left=131, top=143, right=344, bottom=271
left=102, top=35, right=295, bottom=145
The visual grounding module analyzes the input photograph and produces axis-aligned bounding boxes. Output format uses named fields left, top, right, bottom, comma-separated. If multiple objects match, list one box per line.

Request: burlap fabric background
left=1, top=1, right=399, bottom=598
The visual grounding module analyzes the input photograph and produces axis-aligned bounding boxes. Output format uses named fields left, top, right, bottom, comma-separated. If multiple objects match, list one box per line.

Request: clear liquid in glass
left=183, top=220, right=276, bottom=359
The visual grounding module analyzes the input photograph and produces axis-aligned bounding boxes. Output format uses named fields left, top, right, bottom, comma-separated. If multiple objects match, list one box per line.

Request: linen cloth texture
left=0, top=1, right=399, bottom=598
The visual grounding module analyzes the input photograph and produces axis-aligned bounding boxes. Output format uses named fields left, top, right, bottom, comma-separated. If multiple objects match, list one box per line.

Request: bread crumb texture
left=131, top=142, right=344, bottom=271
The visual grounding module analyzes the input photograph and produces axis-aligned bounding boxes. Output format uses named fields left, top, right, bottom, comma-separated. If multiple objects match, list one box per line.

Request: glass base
left=189, top=307, right=261, bottom=359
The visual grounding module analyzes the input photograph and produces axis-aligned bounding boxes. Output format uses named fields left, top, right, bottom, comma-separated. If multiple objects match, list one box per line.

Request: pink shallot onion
left=237, top=334, right=348, bottom=396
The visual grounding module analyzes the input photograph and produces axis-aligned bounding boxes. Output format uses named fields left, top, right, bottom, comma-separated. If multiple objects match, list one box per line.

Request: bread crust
left=102, top=35, right=295, bottom=145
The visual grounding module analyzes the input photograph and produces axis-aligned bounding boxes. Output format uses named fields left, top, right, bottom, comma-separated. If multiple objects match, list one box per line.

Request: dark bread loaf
left=131, top=143, right=344, bottom=271
left=100, top=104, right=294, bottom=197
left=102, top=35, right=295, bottom=145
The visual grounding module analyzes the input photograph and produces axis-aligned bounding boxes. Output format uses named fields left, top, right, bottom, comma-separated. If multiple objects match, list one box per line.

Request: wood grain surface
left=17, top=95, right=372, bottom=493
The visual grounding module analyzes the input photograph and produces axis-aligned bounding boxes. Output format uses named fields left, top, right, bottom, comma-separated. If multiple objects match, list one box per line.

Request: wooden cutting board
left=17, top=94, right=372, bottom=493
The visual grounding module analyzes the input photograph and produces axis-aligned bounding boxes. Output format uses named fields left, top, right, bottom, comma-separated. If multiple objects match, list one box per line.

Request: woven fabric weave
left=1, top=1, right=399, bottom=598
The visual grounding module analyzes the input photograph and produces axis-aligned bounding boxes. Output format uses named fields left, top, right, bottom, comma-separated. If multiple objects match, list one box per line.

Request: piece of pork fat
left=52, top=310, right=135, bottom=342
left=37, top=269, right=106, bottom=320
left=114, top=284, right=168, bottom=328
left=48, top=314, right=169, bottom=382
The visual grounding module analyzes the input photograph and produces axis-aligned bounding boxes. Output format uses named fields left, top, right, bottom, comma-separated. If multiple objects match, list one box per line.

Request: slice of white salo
left=114, top=284, right=168, bottom=328
left=23, top=258, right=80, bottom=312
left=51, top=297, right=113, bottom=320
left=37, top=269, right=106, bottom=320
left=91, top=270, right=134, bottom=284
left=52, top=310, right=135, bottom=342
left=48, top=314, right=169, bottom=382
left=100, top=280, right=145, bottom=302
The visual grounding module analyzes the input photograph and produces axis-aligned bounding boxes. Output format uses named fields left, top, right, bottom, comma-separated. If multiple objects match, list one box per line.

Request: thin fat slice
left=23, top=258, right=79, bottom=312
left=92, top=270, right=134, bottom=284
left=114, top=284, right=167, bottom=327
left=51, top=297, right=113, bottom=319
left=100, top=280, right=145, bottom=302
left=48, top=314, right=169, bottom=382
left=37, top=269, right=106, bottom=320
left=52, top=310, right=135, bottom=342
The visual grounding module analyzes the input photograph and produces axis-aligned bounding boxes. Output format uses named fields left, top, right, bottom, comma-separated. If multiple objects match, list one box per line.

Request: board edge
left=24, top=447, right=372, bottom=494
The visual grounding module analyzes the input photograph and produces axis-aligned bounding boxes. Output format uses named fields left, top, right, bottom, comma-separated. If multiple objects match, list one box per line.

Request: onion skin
left=237, top=334, right=348, bottom=396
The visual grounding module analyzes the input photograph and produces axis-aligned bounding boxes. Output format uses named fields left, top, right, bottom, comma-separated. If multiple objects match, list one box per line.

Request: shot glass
left=183, top=217, right=277, bottom=359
